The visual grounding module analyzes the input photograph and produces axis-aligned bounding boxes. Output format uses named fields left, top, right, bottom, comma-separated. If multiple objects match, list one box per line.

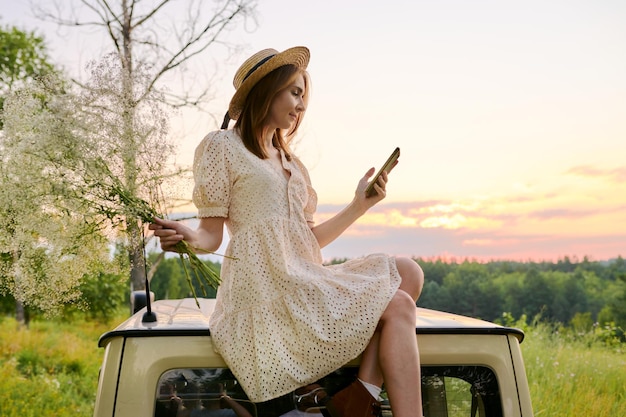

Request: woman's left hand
left=354, top=167, right=389, bottom=210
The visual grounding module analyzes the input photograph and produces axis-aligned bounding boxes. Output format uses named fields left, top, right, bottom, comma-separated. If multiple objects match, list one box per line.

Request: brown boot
left=322, top=380, right=381, bottom=417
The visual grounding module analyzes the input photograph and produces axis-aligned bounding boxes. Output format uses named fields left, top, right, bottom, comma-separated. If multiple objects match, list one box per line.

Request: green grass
left=0, top=314, right=121, bottom=417
left=0, top=314, right=624, bottom=416
left=521, top=322, right=626, bottom=417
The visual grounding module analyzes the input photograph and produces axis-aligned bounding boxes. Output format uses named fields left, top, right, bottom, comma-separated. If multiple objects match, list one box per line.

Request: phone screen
left=365, top=147, right=400, bottom=197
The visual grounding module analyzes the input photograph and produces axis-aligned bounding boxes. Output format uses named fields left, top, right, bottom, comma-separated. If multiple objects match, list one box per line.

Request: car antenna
left=142, top=275, right=157, bottom=323
left=141, top=226, right=157, bottom=323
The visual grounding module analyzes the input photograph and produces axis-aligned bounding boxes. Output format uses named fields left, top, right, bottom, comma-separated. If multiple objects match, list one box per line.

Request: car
left=93, top=297, right=534, bottom=417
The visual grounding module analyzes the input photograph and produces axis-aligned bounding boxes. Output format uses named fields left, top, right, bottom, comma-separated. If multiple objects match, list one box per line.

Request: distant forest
left=149, top=255, right=626, bottom=332
left=413, top=256, right=626, bottom=329
left=2, top=255, right=624, bottom=334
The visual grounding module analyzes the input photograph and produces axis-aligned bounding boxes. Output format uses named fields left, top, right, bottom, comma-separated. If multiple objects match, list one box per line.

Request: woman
left=150, top=46, right=424, bottom=417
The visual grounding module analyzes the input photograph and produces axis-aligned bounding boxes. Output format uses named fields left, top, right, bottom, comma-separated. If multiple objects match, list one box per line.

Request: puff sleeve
left=192, top=131, right=232, bottom=218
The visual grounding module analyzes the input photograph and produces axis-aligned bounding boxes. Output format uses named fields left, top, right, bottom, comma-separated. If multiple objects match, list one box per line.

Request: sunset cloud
left=566, top=165, right=626, bottom=183
left=314, top=176, right=626, bottom=262
left=462, top=238, right=522, bottom=248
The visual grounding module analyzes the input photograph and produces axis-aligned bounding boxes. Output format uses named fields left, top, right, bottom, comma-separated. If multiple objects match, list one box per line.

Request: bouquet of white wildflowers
left=94, top=159, right=230, bottom=308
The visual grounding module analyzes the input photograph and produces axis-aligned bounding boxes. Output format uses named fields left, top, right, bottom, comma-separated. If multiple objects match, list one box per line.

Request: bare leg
left=358, top=258, right=424, bottom=416
left=359, top=331, right=384, bottom=387
left=395, top=257, right=424, bottom=301
left=378, top=290, right=423, bottom=417
left=359, top=258, right=423, bottom=384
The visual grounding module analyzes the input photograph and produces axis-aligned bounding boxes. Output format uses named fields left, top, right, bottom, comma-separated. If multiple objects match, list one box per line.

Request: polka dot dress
left=194, top=130, right=402, bottom=402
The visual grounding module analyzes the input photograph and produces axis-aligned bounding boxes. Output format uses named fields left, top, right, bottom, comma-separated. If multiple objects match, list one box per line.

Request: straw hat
left=222, top=46, right=310, bottom=128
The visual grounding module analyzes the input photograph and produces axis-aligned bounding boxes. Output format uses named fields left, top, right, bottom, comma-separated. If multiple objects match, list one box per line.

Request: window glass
left=420, top=366, right=502, bottom=417
left=154, top=368, right=256, bottom=417
left=155, top=366, right=502, bottom=417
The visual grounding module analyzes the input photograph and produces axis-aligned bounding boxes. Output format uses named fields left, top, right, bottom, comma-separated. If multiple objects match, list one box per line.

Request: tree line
left=416, top=256, right=626, bottom=330
left=331, top=256, right=626, bottom=334
left=2, top=253, right=624, bottom=339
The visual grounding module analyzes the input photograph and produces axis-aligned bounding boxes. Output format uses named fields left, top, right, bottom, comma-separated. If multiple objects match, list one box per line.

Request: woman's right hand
left=148, top=217, right=194, bottom=252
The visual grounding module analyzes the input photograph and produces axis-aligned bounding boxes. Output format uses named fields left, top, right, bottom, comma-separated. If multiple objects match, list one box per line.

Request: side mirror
left=131, top=290, right=155, bottom=315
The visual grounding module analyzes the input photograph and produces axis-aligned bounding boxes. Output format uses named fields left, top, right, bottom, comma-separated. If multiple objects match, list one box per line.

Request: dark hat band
left=242, top=54, right=276, bottom=83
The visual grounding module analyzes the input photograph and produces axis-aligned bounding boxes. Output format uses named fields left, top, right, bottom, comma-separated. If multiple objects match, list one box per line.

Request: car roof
left=98, top=298, right=524, bottom=347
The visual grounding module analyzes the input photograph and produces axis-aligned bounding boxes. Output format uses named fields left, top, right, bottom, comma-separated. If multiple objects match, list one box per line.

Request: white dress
left=193, top=130, right=401, bottom=402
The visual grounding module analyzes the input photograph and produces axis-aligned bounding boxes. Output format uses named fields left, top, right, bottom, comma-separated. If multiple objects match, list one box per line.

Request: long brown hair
left=234, top=64, right=309, bottom=161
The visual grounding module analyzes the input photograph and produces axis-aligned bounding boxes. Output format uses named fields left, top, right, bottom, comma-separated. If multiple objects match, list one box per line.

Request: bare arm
left=149, top=217, right=225, bottom=254
left=310, top=168, right=389, bottom=248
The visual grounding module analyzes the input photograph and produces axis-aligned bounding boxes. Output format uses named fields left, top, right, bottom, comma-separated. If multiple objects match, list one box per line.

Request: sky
left=2, top=0, right=625, bottom=262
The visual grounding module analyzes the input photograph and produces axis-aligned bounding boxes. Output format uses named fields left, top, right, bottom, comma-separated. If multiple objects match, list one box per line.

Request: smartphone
left=365, top=147, right=400, bottom=197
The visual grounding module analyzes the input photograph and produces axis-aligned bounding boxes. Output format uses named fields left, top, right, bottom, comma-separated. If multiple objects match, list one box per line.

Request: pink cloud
left=315, top=191, right=626, bottom=262
left=566, top=165, right=626, bottom=183
left=320, top=221, right=625, bottom=263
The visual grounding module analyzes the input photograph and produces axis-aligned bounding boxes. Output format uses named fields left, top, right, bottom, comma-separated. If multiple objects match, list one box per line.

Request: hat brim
left=228, top=46, right=310, bottom=120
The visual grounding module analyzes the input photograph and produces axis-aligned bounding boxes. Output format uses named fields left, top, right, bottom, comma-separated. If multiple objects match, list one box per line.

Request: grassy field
left=0, top=314, right=118, bottom=417
left=520, top=321, right=626, bottom=416
left=0, top=313, right=624, bottom=416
